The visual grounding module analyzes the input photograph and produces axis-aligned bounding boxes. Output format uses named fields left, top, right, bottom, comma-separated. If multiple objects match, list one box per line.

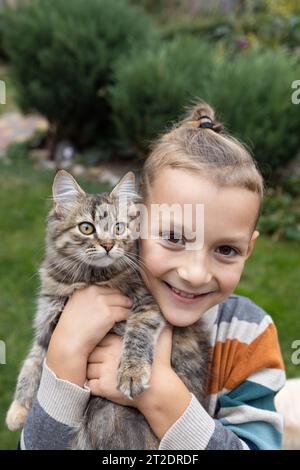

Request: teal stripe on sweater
left=220, top=419, right=282, bottom=450
left=218, top=380, right=277, bottom=412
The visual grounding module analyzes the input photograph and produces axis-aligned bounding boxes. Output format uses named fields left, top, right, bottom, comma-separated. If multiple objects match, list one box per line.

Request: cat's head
left=48, top=170, right=141, bottom=269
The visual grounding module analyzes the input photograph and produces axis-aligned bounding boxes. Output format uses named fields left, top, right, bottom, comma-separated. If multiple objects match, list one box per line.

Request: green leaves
left=2, top=0, right=156, bottom=148
left=110, top=40, right=300, bottom=177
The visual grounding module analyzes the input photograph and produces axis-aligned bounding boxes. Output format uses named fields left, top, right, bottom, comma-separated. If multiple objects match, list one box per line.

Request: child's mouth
left=163, top=281, right=212, bottom=304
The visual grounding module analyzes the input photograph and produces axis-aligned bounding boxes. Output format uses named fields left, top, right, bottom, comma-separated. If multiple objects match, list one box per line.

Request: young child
left=19, top=103, right=285, bottom=450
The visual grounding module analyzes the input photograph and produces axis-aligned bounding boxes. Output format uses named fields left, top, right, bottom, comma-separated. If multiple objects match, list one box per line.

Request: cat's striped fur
left=6, top=170, right=209, bottom=449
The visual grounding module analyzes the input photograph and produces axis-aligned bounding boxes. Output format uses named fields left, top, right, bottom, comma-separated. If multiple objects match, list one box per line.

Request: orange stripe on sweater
left=207, top=323, right=285, bottom=395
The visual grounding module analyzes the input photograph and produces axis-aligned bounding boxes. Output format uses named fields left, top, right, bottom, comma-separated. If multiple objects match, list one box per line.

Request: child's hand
left=86, top=326, right=176, bottom=409
left=46, top=285, right=132, bottom=386
left=86, top=333, right=134, bottom=407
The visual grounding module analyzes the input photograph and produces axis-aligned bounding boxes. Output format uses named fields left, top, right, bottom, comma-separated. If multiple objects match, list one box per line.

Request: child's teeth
left=171, top=286, right=197, bottom=298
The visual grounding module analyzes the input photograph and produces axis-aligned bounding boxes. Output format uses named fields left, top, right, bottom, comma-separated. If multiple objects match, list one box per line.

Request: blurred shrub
left=2, top=0, right=157, bottom=151
left=109, top=37, right=218, bottom=155
left=209, top=47, right=300, bottom=177
left=110, top=39, right=300, bottom=177
left=5, top=141, right=31, bottom=164
left=162, top=11, right=300, bottom=51
left=0, top=7, right=8, bottom=61
left=259, top=178, right=300, bottom=241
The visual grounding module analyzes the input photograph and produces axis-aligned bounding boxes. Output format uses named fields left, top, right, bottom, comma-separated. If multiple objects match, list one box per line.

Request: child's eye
left=216, top=245, right=238, bottom=257
left=160, top=231, right=184, bottom=246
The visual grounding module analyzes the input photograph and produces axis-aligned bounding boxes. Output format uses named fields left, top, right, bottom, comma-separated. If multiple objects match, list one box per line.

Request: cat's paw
left=6, top=400, right=29, bottom=431
left=117, top=362, right=151, bottom=399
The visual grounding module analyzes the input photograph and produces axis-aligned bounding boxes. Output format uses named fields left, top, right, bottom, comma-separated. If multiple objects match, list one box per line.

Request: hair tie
left=198, top=115, right=213, bottom=129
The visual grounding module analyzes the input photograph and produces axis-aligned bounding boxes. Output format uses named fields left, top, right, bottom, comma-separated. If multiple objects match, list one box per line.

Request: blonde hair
left=141, top=101, right=264, bottom=228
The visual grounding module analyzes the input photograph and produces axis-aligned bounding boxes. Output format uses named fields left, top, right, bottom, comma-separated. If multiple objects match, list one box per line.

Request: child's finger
left=109, top=306, right=131, bottom=323
left=87, top=379, right=104, bottom=397
left=88, top=346, right=102, bottom=363
left=86, top=363, right=101, bottom=380
left=74, top=285, right=121, bottom=297
left=97, top=333, right=122, bottom=348
left=106, top=295, right=132, bottom=308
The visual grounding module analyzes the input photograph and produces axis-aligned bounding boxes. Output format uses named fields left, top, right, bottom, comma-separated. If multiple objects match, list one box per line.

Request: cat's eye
left=115, top=222, right=126, bottom=235
left=78, top=222, right=95, bottom=235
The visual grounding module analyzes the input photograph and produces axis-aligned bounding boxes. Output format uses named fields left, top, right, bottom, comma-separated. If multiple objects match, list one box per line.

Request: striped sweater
left=20, top=294, right=285, bottom=450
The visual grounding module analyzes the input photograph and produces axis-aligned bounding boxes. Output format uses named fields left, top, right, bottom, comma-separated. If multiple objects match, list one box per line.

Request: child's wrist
left=46, top=340, right=88, bottom=387
left=139, top=369, right=190, bottom=412
left=136, top=369, right=192, bottom=439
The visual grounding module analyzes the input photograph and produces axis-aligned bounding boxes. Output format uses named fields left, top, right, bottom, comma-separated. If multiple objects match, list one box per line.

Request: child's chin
left=162, top=309, right=200, bottom=327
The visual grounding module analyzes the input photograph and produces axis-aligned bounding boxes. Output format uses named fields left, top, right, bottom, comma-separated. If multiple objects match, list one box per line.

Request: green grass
left=237, top=237, right=300, bottom=379
left=0, top=153, right=299, bottom=449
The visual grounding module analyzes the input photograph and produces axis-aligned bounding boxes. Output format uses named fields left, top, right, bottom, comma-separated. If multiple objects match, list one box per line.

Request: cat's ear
left=52, top=170, right=85, bottom=215
left=109, top=171, right=137, bottom=200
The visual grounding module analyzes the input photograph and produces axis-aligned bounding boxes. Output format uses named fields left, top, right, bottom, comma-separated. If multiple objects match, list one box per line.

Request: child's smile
left=162, top=280, right=214, bottom=304
left=140, top=168, right=260, bottom=327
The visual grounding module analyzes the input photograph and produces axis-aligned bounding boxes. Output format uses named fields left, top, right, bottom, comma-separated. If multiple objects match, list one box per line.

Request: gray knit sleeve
left=21, top=361, right=90, bottom=450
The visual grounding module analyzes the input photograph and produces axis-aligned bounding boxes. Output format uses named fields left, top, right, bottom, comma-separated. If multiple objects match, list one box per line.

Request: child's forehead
left=148, top=168, right=258, bottom=205
left=146, top=168, right=260, bottom=236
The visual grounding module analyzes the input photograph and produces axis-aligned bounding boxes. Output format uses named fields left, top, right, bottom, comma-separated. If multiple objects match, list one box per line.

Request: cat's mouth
left=84, top=252, right=120, bottom=268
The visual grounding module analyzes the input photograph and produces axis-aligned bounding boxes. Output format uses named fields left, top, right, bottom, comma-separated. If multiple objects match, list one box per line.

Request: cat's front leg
left=116, top=304, right=166, bottom=400
left=6, top=341, right=46, bottom=431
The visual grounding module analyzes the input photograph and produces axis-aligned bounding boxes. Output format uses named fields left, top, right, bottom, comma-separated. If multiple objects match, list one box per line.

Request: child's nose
left=176, top=252, right=212, bottom=287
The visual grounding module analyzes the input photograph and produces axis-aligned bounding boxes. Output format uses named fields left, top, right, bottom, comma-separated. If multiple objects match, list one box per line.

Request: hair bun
left=188, top=102, right=224, bottom=133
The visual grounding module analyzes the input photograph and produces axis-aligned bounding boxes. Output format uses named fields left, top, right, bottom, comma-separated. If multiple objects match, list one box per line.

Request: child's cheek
left=221, top=267, right=243, bottom=294
left=140, top=240, right=169, bottom=277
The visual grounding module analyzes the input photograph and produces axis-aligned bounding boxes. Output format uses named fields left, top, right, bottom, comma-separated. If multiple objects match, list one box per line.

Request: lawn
left=0, top=153, right=299, bottom=450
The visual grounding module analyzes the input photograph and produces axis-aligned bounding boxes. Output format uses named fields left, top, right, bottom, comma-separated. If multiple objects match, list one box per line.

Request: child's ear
left=245, top=230, right=260, bottom=259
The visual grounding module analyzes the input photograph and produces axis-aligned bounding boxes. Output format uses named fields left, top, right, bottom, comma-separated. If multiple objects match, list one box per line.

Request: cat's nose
left=101, top=242, right=114, bottom=253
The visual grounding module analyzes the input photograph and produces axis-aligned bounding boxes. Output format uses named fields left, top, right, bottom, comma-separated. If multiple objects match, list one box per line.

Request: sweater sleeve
left=159, top=312, right=285, bottom=450
left=215, top=316, right=286, bottom=450
left=159, top=394, right=250, bottom=450
left=21, top=361, right=90, bottom=450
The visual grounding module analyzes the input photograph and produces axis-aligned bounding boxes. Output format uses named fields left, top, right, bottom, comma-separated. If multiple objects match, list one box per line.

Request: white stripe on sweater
left=247, top=369, right=286, bottom=392
left=209, top=315, right=273, bottom=346
left=218, top=404, right=284, bottom=433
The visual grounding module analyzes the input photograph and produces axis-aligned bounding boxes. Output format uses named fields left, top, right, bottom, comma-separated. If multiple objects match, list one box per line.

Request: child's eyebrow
left=215, top=237, right=249, bottom=245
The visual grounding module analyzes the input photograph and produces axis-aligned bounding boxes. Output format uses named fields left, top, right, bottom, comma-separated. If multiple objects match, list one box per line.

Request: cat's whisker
left=112, top=247, right=144, bottom=271
left=126, top=254, right=148, bottom=271
left=117, top=257, right=139, bottom=276
left=123, top=255, right=140, bottom=271
left=125, top=251, right=151, bottom=274
left=25, top=245, right=47, bottom=283
left=46, top=254, right=86, bottom=283
left=117, top=253, right=142, bottom=276
left=46, top=256, right=81, bottom=272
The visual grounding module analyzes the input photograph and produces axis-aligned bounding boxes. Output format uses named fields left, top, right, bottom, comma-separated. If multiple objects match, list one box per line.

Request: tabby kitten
left=6, top=170, right=209, bottom=450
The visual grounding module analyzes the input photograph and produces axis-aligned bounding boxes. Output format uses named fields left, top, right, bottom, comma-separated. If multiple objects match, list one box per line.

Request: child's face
left=139, top=168, right=260, bottom=327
